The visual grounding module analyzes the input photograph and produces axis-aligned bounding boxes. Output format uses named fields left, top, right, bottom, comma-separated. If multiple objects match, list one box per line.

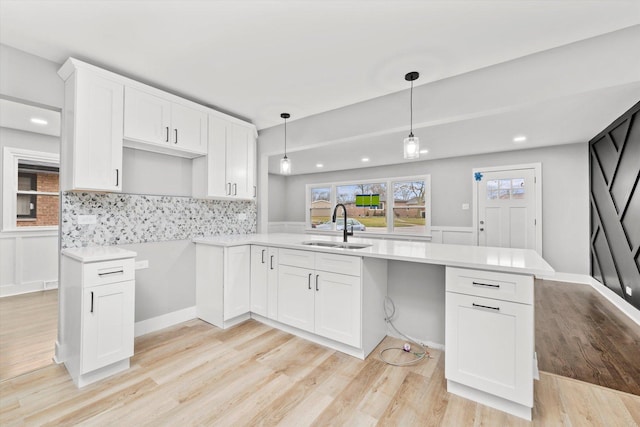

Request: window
left=306, top=175, right=430, bottom=236
left=2, top=147, right=60, bottom=231
left=486, top=178, right=525, bottom=200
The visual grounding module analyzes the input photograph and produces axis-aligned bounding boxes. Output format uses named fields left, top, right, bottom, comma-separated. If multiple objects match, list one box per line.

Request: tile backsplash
left=61, top=192, right=256, bottom=249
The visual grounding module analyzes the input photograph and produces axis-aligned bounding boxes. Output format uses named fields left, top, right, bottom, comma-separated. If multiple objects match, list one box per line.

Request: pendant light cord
left=410, top=80, right=414, bottom=136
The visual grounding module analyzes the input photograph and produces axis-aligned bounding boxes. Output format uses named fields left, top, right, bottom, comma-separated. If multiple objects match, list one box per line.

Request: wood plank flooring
left=535, top=279, right=640, bottom=395
left=2, top=318, right=639, bottom=426
left=0, top=290, right=57, bottom=381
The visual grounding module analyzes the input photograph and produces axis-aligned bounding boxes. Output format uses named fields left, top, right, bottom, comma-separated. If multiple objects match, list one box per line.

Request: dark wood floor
left=535, top=279, right=640, bottom=396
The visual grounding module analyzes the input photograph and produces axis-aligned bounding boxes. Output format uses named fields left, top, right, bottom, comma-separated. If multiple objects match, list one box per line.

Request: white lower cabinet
left=250, top=245, right=278, bottom=319
left=60, top=248, right=136, bottom=388
left=196, top=244, right=251, bottom=328
left=445, top=267, right=534, bottom=420
left=277, top=249, right=362, bottom=348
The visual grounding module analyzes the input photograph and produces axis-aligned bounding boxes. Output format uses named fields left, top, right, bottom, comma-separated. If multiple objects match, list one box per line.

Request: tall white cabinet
left=60, top=247, right=136, bottom=388
left=58, top=61, right=124, bottom=192
left=192, top=114, right=257, bottom=200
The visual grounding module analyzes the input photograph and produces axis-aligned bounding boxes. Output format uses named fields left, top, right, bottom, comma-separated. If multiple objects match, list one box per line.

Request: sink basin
left=301, top=241, right=372, bottom=250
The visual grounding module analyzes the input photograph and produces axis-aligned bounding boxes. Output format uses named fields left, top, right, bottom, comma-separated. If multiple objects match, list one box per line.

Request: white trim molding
left=134, top=306, right=197, bottom=337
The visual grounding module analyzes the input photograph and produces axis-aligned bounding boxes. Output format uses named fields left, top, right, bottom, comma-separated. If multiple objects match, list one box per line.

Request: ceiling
left=1, top=1, right=639, bottom=175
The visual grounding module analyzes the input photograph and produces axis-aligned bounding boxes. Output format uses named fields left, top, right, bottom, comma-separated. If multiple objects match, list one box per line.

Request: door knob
left=480, top=228, right=484, bottom=231
left=480, top=220, right=484, bottom=224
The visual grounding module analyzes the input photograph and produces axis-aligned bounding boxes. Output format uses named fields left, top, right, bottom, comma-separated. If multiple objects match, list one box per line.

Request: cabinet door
left=314, top=271, right=361, bottom=347
left=445, top=292, right=533, bottom=406
left=247, top=131, right=257, bottom=199
left=250, top=245, right=268, bottom=317
left=72, top=70, right=123, bottom=192
left=226, top=124, right=250, bottom=198
left=206, top=114, right=229, bottom=197
left=171, top=103, right=207, bottom=154
left=81, top=281, right=135, bottom=374
left=123, top=87, right=171, bottom=145
left=267, top=247, right=279, bottom=320
left=278, top=265, right=314, bottom=333
left=224, top=246, right=251, bottom=320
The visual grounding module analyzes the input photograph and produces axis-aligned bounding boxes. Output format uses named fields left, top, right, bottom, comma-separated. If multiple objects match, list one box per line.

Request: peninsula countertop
left=193, top=233, right=554, bottom=277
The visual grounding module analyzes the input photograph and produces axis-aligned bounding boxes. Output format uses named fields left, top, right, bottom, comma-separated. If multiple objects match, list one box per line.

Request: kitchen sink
left=301, top=241, right=372, bottom=249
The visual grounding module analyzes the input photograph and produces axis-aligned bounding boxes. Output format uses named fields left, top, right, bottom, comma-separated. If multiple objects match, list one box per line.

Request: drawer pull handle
left=472, top=303, right=500, bottom=311
left=261, top=249, right=266, bottom=264
left=98, top=269, right=124, bottom=276
left=90, top=291, right=94, bottom=313
left=472, top=281, right=500, bottom=289
left=165, top=126, right=169, bottom=142
left=308, top=273, right=312, bottom=290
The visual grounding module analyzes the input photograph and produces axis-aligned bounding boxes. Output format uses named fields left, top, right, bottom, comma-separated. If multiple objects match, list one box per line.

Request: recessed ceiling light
left=419, top=149, right=429, bottom=154
left=30, top=118, right=48, bottom=125
left=513, top=135, right=527, bottom=143
left=316, top=163, right=324, bottom=168
left=361, top=157, right=370, bottom=162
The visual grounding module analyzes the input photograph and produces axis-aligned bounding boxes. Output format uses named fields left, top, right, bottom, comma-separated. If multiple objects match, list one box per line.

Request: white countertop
left=61, top=246, right=137, bottom=263
left=193, top=233, right=554, bottom=276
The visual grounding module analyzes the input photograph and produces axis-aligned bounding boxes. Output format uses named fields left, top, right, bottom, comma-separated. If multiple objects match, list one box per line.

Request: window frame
left=2, top=147, right=60, bottom=231
left=305, top=174, right=431, bottom=238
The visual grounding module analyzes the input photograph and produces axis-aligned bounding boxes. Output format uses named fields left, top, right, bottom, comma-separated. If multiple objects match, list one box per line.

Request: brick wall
left=16, top=172, right=59, bottom=227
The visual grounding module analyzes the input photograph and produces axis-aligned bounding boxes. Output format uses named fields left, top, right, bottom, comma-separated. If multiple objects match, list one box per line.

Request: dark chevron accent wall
left=590, top=101, right=640, bottom=310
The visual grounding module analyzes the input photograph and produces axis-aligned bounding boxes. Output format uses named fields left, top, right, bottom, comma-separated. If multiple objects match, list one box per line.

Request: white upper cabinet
left=124, top=87, right=207, bottom=157
left=59, top=63, right=123, bottom=192
left=192, top=114, right=257, bottom=200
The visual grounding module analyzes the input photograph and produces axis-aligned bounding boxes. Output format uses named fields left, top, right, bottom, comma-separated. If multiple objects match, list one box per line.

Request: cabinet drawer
left=278, top=249, right=315, bottom=269
left=315, top=252, right=361, bottom=277
left=446, top=267, right=533, bottom=305
left=83, top=258, right=135, bottom=287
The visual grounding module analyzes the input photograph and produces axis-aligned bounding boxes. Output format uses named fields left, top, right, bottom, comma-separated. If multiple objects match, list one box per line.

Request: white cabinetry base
left=447, top=380, right=532, bottom=421
left=70, top=359, right=130, bottom=389
left=251, top=313, right=385, bottom=360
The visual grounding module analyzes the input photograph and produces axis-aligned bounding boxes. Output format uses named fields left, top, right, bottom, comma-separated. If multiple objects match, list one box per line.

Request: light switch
left=77, top=214, right=96, bottom=225
left=462, top=203, right=470, bottom=210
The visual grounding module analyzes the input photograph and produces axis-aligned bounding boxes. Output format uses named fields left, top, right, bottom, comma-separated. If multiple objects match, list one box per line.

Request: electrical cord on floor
left=379, top=296, right=430, bottom=366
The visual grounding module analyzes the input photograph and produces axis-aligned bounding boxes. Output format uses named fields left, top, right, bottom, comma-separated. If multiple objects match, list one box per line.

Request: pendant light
left=403, top=71, right=420, bottom=160
left=280, top=113, right=291, bottom=175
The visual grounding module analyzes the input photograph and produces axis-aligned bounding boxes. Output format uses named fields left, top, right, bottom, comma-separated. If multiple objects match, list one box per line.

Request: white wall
left=122, top=148, right=193, bottom=197
left=268, top=173, right=287, bottom=222
left=0, top=44, right=63, bottom=297
left=270, top=143, right=589, bottom=275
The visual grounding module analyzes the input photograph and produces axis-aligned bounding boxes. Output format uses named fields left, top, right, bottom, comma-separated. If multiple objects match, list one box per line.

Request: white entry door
left=475, top=167, right=539, bottom=252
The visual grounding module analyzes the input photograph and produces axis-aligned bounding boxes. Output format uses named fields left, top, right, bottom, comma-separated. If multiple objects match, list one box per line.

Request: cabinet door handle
left=308, top=273, right=312, bottom=290
left=227, top=183, right=231, bottom=195
left=233, top=183, right=237, bottom=195
left=270, top=255, right=274, bottom=270
left=90, top=291, right=94, bottom=313
left=315, top=274, right=319, bottom=291
left=261, top=249, right=266, bottom=264
left=253, top=186, right=257, bottom=197
left=115, top=169, right=119, bottom=187
left=472, top=303, right=500, bottom=311
left=174, top=128, right=178, bottom=144
left=98, top=269, right=124, bottom=276
left=165, top=126, right=169, bottom=142
left=472, top=281, right=500, bottom=289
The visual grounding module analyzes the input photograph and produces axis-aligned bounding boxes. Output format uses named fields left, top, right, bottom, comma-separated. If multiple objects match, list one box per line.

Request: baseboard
left=385, top=329, right=445, bottom=351
left=0, top=279, right=58, bottom=297
left=54, top=340, right=64, bottom=364
left=134, top=306, right=197, bottom=337
left=588, top=277, right=640, bottom=327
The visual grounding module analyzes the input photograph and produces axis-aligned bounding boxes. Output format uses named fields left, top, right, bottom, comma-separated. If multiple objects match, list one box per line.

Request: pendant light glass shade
left=403, top=71, right=420, bottom=160
left=280, top=113, right=291, bottom=175
left=403, top=134, right=419, bottom=159
left=280, top=156, right=291, bottom=175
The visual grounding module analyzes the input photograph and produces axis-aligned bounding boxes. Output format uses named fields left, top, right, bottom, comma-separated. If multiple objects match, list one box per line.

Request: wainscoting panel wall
left=590, top=101, right=640, bottom=310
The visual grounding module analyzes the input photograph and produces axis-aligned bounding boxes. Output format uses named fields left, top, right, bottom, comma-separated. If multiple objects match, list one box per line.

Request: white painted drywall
left=268, top=173, right=287, bottom=222
left=122, top=148, right=193, bottom=197
left=273, top=143, right=589, bottom=275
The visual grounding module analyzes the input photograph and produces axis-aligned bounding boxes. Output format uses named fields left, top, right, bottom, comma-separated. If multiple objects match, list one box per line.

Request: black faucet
left=332, top=203, right=353, bottom=242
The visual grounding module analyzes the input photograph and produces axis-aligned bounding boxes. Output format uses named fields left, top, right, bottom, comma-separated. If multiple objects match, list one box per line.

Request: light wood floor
left=0, top=290, right=58, bottom=381
left=1, top=318, right=639, bottom=426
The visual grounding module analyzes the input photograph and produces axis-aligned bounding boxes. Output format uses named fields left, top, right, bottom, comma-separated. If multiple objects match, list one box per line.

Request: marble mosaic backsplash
left=61, top=192, right=257, bottom=249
